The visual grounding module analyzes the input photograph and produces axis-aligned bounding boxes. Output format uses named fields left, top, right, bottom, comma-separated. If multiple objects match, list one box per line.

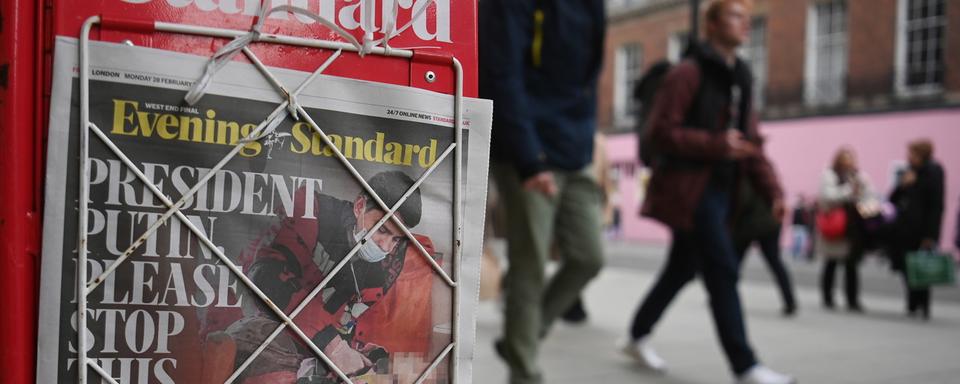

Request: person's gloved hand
left=323, top=335, right=372, bottom=376
left=296, top=358, right=339, bottom=384
left=358, top=341, right=390, bottom=374
left=247, top=257, right=301, bottom=311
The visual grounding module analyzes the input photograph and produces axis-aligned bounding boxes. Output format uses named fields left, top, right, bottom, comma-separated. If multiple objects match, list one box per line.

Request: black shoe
left=494, top=338, right=508, bottom=361
left=823, top=301, right=836, bottom=311
left=782, top=305, right=797, bottom=317
left=561, top=300, right=588, bottom=324
left=847, top=304, right=865, bottom=313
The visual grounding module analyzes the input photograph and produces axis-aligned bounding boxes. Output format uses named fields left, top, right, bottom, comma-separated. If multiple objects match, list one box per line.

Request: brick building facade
left=598, top=0, right=960, bottom=246
left=599, top=0, right=960, bottom=132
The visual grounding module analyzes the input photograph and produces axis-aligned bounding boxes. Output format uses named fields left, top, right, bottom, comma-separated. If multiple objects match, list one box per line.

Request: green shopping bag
left=906, top=250, right=957, bottom=289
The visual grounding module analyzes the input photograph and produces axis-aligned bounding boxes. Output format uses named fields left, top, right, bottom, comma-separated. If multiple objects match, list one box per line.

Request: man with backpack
left=633, top=60, right=674, bottom=166
left=621, top=1, right=794, bottom=383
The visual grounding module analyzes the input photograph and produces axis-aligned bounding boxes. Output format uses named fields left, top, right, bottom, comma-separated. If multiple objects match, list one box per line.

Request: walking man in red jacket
left=622, top=1, right=794, bottom=383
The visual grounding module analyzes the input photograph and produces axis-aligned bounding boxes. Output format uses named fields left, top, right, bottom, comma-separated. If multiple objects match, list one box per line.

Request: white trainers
left=736, top=364, right=796, bottom=384
left=620, top=337, right=667, bottom=373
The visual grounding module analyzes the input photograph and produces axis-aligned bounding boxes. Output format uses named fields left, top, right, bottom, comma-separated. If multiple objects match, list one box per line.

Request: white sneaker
left=619, top=337, right=667, bottom=372
left=736, top=364, right=796, bottom=384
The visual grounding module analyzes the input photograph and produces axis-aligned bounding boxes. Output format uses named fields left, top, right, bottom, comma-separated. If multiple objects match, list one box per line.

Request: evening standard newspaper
left=38, top=37, right=491, bottom=384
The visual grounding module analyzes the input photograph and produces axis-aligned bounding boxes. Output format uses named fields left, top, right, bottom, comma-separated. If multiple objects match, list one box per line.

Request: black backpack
left=635, top=0, right=703, bottom=167
left=632, top=60, right=673, bottom=166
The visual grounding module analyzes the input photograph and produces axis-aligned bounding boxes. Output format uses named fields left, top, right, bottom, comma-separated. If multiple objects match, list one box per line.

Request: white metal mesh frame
left=77, top=14, right=464, bottom=384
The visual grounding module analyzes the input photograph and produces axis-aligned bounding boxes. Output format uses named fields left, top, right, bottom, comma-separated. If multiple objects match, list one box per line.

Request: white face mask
left=353, top=217, right=390, bottom=263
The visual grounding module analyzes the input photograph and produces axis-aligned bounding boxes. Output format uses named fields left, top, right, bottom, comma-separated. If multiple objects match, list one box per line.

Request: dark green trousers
left=493, top=162, right=605, bottom=384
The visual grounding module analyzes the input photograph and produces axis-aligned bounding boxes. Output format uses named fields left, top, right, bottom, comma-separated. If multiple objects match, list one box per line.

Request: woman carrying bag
left=817, top=148, right=872, bottom=312
left=889, top=139, right=945, bottom=320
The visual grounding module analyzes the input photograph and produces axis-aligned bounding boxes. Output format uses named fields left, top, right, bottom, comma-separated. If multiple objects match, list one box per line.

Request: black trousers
left=630, top=186, right=757, bottom=375
left=892, top=243, right=932, bottom=316
left=821, top=257, right=861, bottom=307
left=821, top=204, right=864, bottom=308
left=735, top=227, right=797, bottom=310
left=900, top=270, right=932, bottom=315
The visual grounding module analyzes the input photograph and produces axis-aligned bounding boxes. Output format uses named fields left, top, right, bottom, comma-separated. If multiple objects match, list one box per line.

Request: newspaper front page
left=38, top=37, right=491, bottom=384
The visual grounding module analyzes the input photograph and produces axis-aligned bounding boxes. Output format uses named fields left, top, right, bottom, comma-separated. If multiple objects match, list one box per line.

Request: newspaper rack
left=77, top=12, right=465, bottom=384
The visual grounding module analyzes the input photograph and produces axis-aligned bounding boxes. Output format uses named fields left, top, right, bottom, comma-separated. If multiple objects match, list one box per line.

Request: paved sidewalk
left=472, top=243, right=960, bottom=384
left=602, top=241, right=960, bottom=304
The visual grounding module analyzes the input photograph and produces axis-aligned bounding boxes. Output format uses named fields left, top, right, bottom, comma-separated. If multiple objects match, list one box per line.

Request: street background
left=474, top=241, right=960, bottom=383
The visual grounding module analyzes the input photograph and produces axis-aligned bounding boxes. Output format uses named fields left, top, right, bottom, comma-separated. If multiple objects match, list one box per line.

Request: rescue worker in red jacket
left=224, top=170, right=424, bottom=382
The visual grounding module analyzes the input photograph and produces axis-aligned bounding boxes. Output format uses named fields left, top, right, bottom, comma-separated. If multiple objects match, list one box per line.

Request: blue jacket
left=479, top=0, right=606, bottom=179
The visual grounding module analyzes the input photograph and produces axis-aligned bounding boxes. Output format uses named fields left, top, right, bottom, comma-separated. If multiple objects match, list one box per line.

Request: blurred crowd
left=478, top=0, right=957, bottom=383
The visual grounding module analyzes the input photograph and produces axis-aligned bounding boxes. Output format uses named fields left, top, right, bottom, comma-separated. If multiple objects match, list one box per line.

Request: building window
left=739, top=18, right=767, bottom=110
left=896, top=0, right=946, bottom=95
left=608, top=0, right=651, bottom=12
left=614, top=43, right=643, bottom=129
left=805, top=0, right=848, bottom=106
left=667, top=30, right=689, bottom=63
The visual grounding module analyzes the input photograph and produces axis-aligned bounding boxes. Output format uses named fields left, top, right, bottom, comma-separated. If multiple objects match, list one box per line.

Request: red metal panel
left=50, top=0, right=478, bottom=97
left=411, top=49, right=455, bottom=92
left=0, top=0, right=477, bottom=382
left=0, top=0, right=42, bottom=382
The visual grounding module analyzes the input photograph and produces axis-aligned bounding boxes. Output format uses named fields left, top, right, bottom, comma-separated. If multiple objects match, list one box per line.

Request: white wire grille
left=77, top=13, right=464, bottom=384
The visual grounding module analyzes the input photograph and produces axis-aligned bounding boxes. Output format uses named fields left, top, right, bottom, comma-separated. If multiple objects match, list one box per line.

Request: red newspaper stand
left=0, top=1, right=477, bottom=382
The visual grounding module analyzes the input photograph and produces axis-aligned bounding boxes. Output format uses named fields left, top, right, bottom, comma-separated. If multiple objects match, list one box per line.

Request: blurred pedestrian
left=479, top=0, right=606, bottom=383
left=955, top=195, right=960, bottom=252
left=596, top=133, right=618, bottom=240
left=790, top=195, right=814, bottom=261
left=622, top=1, right=795, bottom=383
left=817, top=147, right=872, bottom=312
left=888, top=139, right=945, bottom=320
left=562, top=133, right=617, bottom=325
left=732, top=181, right=797, bottom=317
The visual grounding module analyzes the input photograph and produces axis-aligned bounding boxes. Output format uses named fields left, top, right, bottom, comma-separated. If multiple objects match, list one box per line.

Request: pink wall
left=606, top=133, right=671, bottom=243
left=606, top=109, right=960, bottom=249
